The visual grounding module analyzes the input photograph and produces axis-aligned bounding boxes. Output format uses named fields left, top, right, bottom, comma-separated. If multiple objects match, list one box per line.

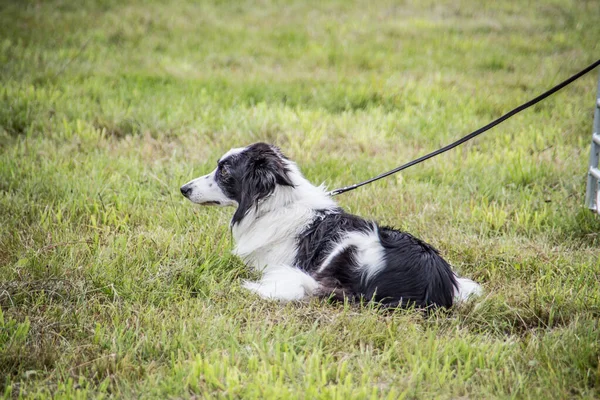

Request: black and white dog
left=180, top=143, right=481, bottom=308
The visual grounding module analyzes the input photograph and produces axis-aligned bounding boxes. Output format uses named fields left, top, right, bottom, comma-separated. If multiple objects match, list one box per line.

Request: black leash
left=329, top=58, right=600, bottom=197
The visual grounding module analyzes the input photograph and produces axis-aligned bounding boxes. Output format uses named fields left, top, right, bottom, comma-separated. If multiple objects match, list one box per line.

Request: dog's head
left=180, top=143, right=295, bottom=224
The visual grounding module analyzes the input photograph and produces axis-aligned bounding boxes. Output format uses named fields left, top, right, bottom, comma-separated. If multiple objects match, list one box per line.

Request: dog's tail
left=453, top=276, right=482, bottom=302
left=421, top=255, right=458, bottom=308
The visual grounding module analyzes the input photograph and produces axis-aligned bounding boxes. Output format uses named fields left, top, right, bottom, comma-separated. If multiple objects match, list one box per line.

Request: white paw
left=242, top=280, right=262, bottom=293
left=240, top=266, right=319, bottom=302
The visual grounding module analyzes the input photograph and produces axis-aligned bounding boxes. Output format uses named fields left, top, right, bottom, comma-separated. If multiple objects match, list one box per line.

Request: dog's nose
left=180, top=185, right=192, bottom=197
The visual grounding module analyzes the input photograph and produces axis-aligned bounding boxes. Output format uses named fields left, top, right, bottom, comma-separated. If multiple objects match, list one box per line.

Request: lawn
left=1, top=0, right=600, bottom=398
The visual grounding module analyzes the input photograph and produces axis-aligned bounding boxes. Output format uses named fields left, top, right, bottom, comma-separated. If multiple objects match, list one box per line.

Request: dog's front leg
left=241, top=265, right=319, bottom=301
left=242, top=280, right=307, bottom=301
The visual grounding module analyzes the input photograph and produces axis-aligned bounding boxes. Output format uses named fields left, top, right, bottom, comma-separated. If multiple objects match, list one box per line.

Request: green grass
left=1, top=0, right=600, bottom=398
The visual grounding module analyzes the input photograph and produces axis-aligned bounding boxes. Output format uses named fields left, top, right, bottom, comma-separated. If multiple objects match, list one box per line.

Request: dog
left=180, top=143, right=481, bottom=308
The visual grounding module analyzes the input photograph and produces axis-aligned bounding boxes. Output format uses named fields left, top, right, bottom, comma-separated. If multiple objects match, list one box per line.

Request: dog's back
left=296, top=210, right=457, bottom=308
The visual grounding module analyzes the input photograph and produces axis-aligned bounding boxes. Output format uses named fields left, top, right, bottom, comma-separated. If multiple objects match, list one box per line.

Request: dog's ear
left=231, top=150, right=294, bottom=225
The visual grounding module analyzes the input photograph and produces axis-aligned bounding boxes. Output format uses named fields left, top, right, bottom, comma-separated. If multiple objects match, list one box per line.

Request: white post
left=585, top=73, right=600, bottom=214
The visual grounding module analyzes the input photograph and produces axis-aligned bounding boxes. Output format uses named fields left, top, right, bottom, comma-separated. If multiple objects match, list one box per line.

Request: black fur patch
left=295, top=210, right=458, bottom=308
left=294, top=209, right=371, bottom=273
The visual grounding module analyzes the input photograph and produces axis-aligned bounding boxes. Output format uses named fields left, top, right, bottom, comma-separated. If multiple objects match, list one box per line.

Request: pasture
left=1, top=0, right=600, bottom=398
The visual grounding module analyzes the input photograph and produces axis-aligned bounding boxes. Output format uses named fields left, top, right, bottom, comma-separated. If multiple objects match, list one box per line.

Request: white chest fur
left=231, top=205, right=314, bottom=270
left=230, top=176, right=337, bottom=271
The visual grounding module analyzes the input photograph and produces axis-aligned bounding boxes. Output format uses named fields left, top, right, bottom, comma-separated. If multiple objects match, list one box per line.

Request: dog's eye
left=220, top=166, right=230, bottom=178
